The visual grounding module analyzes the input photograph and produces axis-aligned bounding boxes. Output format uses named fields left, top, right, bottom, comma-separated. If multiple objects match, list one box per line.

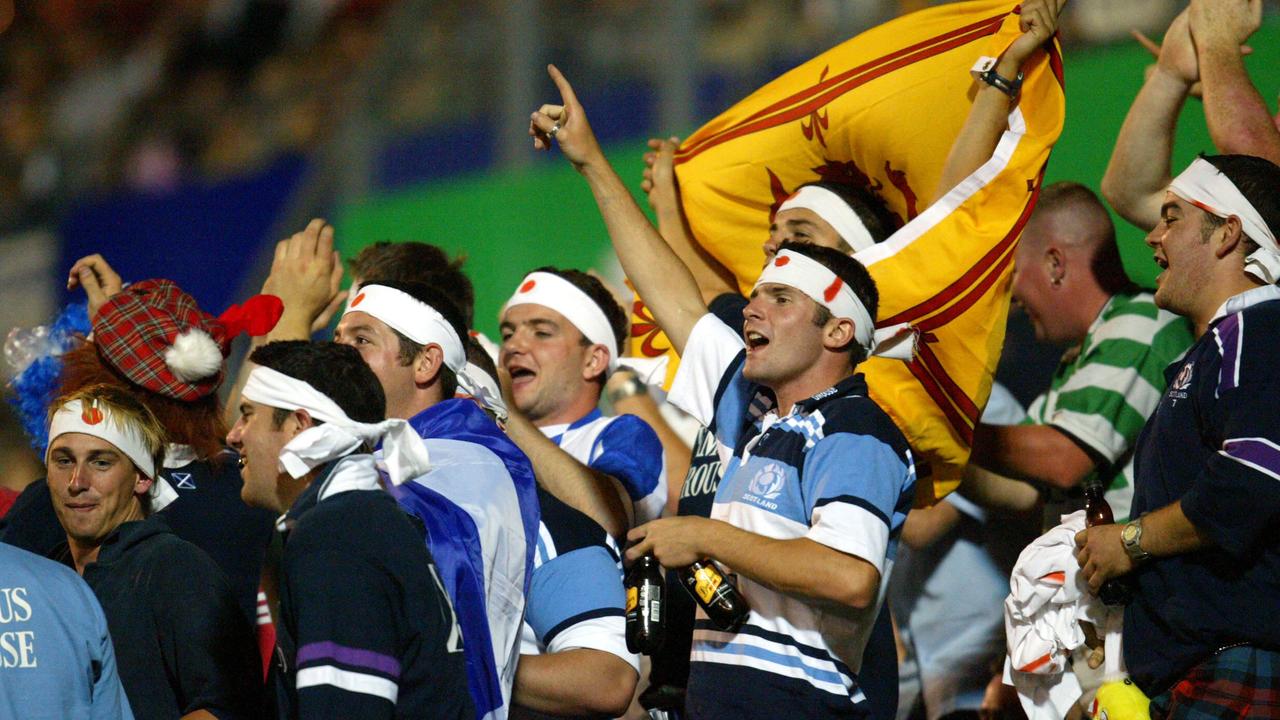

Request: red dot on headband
left=520, top=280, right=537, bottom=293
left=81, top=406, right=104, bottom=426
left=774, top=256, right=791, bottom=267
left=823, top=277, right=844, bottom=303
left=350, top=292, right=366, bottom=308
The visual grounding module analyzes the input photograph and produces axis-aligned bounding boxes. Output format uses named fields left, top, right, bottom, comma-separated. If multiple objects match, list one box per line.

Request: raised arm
left=501, top=401, right=633, bottom=541
left=932, top=0, right=1064, bottom=205
left=224, top=219, right=347, bottom=425
left=1190, top=0, right=1279, bottom=163
left=530, top=66, right=706, bottom=355
left=641, top=137, right=739, bottom=304
left=1100, top=11, right=1199, bottom=230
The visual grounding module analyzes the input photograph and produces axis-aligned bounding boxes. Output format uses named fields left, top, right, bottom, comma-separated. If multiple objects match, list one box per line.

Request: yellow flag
left=628, top=0, right=1065, bottom=499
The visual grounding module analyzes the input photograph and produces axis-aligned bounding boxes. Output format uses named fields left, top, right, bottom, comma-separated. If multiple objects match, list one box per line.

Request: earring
left=1051, top=275, right=1062, bottom=287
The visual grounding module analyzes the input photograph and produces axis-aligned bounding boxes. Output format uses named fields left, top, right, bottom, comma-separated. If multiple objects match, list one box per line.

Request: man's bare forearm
left=1199, top=45, right=1280, bottom=163
left=513, top=650, right=637, bottom=717
left=933, top=55, right=1021, bottom=205
left=970, top=423, right=1097, bottom=490
left=1138, top=500, right=1210, bottom=557
left=1101, top=68, right=1190, bottom=230
left=961, top=463, right=1041, bottom=515
left=504, top=409, right=632, bottom=540
left=579, top=156, right=707, bottom=355
left=701, top=520, right=880, bottom=609
left=655, top=200, right=739, bottom=304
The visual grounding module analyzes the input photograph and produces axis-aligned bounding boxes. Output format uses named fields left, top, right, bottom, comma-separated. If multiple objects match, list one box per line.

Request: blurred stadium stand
left=4, top=0, right=1276, bottom=487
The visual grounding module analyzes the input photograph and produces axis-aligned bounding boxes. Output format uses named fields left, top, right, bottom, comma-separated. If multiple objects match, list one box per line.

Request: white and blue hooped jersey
left=541, top=409, right=668, bottom=524
left=518, top=487, right=639, bottom=675
left=668, top=314, right=917, bottom=719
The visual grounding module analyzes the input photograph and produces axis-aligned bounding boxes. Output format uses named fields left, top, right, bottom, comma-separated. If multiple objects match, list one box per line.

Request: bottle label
left=649, top=600, right=661, bottom=622
left=694, top=566, right=722, bottom=604
left=626, top=586, right=638, bottom=613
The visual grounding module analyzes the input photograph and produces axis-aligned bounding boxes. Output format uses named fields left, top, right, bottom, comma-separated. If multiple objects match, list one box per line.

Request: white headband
left=343, top=284, right=466, bottom=372
left=1169, top=157, right=1280, bottom=284
left=504, top=272, right=620, bottom=371
left=48, top=399, right=156, bottom=479
left=754, top=249, right=876, bottom=354
left=242, top=366, right=431, bottom=486
left=777, top=186, right=877, bottom=253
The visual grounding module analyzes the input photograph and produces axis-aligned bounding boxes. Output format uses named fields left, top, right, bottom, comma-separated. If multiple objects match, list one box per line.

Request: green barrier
left=337, top=17, right=1279, bottom=339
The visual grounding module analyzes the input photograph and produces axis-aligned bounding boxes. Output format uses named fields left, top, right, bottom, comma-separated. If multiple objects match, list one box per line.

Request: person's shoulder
left=1219, top=299, right=1280, bottom=384
left=139, top=522, right=227, bottom=573
left=293, top=490, right=420, bottom=554
left=599, top=412, right=660, bottom=445
left=0, top=543, right=89, bottom=596
left=1097, top=290, right=1190, bottom=337
left=1239, top=297, right=1280, bottom=328
left=818, top=390, right=910, bottom=454
left=1089, top=290, right=1193, bottom=361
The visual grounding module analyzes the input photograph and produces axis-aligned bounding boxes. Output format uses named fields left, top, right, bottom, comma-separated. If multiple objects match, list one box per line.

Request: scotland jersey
left=518, top=488, right=637, bottom=673
left=540, top=409, right=668, bottom=524
left=385, top=399, right=540, bottom=720
left=668, top=314, right=916, bottom=718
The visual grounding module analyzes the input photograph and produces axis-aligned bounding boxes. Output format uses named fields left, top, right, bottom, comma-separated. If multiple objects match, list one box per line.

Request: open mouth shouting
left=744, top=328, right=771, bottom=353
left=1153, top=252, right=1169, bottom=282
left=505, top=361, right=537, bottom=391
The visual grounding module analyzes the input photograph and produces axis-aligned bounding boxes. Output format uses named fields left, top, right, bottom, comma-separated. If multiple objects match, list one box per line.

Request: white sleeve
left=668, top=313, right=746, bottom=427
left=544, top=615, right=641, bottom=673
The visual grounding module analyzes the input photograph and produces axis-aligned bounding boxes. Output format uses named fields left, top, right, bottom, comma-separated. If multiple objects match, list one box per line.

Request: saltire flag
left=628, top=0, right=1066, bottom=500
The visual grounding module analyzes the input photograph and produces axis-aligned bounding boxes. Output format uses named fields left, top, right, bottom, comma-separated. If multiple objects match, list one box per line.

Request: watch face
left=1122, top=523, right=1139, bottom=544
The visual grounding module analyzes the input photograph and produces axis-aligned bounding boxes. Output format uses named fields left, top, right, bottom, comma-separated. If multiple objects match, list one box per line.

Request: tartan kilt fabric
left=1150, top=646, right=1280, bottom=719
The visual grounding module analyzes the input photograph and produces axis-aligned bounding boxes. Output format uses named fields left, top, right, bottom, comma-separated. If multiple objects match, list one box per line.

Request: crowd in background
left=1, top=1, right=1279, bottom=719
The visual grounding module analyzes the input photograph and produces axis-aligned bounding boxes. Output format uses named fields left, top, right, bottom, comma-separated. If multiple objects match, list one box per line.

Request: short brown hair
left=351, top=242, right=476, bottom=326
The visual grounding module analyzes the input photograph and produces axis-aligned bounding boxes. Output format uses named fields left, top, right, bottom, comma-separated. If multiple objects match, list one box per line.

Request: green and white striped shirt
left=1025, top=290, right=1194, bottom=522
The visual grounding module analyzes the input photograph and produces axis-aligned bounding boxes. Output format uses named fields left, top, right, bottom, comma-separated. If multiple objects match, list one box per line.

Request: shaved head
left=1022, top=182, right=1129, bottom=295
left=1025, top=183, right=1114, bottom=250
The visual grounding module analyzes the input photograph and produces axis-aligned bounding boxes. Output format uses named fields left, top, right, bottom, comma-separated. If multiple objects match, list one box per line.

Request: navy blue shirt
left=275, top=456, right=473, bottom=720
left=56, top=515, right=265, bottom=720
left=1125, top=290, right=1280, bottom=694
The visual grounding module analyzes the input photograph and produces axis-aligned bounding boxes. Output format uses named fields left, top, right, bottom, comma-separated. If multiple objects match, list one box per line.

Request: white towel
left=1003, top=511, right=1115, bottom=719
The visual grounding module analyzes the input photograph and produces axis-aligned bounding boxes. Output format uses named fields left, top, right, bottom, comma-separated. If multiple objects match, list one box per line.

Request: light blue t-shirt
left=0, top=543, right=133, bottom=719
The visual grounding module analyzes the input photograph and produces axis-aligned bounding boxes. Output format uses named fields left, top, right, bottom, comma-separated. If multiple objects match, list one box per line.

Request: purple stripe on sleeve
left=1222, top=438, right=1280, bottom=482
left=1215, top=314, right=1242, bottom=393
left=296, top=641, right=402, bottom=679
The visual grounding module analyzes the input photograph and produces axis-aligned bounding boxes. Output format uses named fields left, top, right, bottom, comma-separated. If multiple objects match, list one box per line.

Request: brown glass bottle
left=678, top=560, right=749, bottom=632
left=626, top=554, right=666, bottom=654
left=1083, top=480, right=1133, bottom=606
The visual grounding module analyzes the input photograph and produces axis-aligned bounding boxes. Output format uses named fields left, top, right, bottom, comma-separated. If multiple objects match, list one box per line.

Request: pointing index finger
left=547, top=64, right=579, bottom=109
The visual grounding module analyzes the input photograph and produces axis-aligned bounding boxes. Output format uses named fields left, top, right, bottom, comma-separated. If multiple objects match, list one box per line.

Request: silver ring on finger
left=549, top=121, right=561, bottom=139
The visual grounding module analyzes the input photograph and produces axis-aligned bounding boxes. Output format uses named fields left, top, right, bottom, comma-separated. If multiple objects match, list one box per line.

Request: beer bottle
left=1082, top=480, right=1132, bottom=606
left=679, top=559, right=749, bottom=632
left=626, top=554, right=666, bottom=654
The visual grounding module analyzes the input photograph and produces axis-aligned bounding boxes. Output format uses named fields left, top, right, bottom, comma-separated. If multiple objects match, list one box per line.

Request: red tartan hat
left=93, top=279, right=282, bottom=401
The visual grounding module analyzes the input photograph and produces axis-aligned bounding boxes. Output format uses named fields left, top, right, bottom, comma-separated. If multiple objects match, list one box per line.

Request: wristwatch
left=1121, top=518, right=1152, bottom=563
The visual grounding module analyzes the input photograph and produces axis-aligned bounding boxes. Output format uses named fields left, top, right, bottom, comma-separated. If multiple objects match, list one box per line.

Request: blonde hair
left=48, top=383, right=167, bottom=477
